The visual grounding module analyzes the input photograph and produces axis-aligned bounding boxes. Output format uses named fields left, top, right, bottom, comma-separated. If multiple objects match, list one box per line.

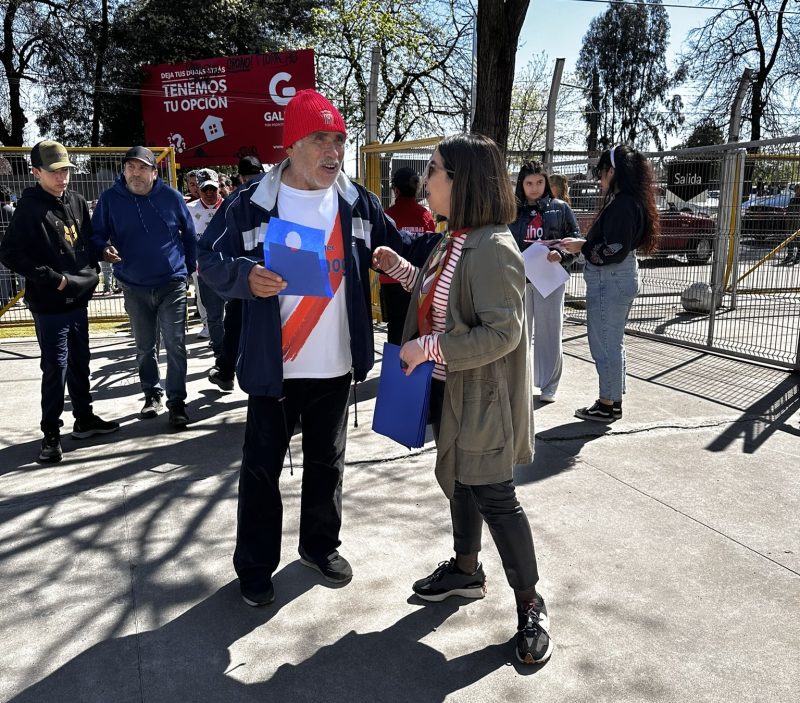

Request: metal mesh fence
left=4, top=137, right=798, bottom=369
left=363, top=137, right=800, bottom=369
left=0, top=147, right=178, bottom=326
left=516, top=141, right=800, bottom=369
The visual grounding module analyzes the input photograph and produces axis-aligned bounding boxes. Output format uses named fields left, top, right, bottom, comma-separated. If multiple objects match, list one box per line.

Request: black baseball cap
left=237, top=155, right=263, bottom=177
left=123, top=146, right=156, bottom=168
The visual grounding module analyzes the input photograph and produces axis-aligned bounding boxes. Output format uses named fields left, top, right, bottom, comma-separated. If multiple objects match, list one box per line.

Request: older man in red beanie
left=197, top=89, right=407, bottom=606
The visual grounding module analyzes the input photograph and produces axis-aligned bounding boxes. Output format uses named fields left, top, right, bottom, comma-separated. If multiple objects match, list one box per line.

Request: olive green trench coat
left=401, top=223, right=533, bottom=499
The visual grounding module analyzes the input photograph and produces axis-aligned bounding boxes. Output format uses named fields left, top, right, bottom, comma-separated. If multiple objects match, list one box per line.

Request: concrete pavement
left=0, top=321, right=798, bottom=702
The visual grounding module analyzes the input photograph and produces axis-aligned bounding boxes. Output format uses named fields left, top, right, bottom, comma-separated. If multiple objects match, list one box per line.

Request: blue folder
left=373, top=343, right=435, bottom=449
left=263, top=217, right=333, bottom=297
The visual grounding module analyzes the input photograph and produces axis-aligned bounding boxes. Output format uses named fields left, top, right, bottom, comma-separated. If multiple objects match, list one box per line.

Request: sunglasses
left=426, top=159, right=453, bottom=180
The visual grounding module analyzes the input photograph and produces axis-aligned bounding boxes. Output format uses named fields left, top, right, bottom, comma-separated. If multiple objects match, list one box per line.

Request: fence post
left=710, top=148, right=745, bottom=340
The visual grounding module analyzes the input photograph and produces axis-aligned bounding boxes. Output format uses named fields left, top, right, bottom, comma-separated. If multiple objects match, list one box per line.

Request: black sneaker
left=140, top=393, right=163, bottom=419
left=208, top=366, right=234, bottom=392
left=516, top=595, right=553, bottom=665
left=574, top=400, right=617, bottom=423
left=240, top=580, right=275, bottom=607
left=168, top=401, right=190, bottom=429
left=612, top=401, right=622, bottom=419
left=299, top=549, right=353, bottom=584
left=38, top=431, right=62, bottom=463
left=412, top=558, right=486, bottom=602
left=71, top=414, right=120, bottom=439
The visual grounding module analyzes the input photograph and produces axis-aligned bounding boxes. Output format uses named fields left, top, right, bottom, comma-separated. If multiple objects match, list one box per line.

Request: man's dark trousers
left=233, top=372, right=352, bottom=585
left=33, top=307, right=93, bottom=433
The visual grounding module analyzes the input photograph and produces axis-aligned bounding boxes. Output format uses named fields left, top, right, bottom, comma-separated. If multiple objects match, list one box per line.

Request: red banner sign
left=140, top=50, right=315, bottom=168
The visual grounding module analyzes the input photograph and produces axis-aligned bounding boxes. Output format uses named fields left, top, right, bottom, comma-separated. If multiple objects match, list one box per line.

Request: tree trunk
left=749, top=78, right=763, bottom=143
left=91, top=0, right=110, bottom=146
left=1, top=0, right=27, bottom=146
left=470, top=0, right=530, bottom=153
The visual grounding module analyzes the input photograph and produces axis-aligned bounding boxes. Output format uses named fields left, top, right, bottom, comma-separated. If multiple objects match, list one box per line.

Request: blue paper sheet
left=263, top=217, right=332, bottom=298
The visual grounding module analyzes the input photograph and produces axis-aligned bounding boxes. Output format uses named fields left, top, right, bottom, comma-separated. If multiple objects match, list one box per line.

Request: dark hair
left=438, top=133, right=516, bottom=230
left=594, top=144, right=659, bottom=255
left=391, top=167, right=421, bottom=198
left=514, top=160, right=553, bottom=206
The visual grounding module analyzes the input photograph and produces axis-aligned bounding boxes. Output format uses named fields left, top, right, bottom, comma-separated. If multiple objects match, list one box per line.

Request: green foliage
left=308, top=0, right=473, bottom=143
left=673, top=118, right=725, bottom=149
left=28, top=0, right=321, bottom=146
left=577, top=0, right=683, bottom=150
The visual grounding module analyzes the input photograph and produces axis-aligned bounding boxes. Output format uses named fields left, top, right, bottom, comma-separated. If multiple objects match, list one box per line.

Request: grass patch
left=0, top=319, right=130, bottom=339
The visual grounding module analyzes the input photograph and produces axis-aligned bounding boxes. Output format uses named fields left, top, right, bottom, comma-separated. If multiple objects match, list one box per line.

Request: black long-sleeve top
left=582, top=192, right=644, bottom=266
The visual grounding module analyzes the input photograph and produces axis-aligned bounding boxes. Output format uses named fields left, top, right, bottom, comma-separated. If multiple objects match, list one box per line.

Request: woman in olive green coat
left=372, top=133, right=553, bottom=666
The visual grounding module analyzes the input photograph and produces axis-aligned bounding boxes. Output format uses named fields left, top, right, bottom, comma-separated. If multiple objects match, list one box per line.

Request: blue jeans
left=120, top=279, right=188, bottom=405
left=33, top=307, right=93, bottom=433
left=583, top=254, right=639, bottom=402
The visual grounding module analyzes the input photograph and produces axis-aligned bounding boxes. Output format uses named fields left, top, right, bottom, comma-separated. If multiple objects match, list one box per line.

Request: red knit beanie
left=282, top=90, right=347, bottom=149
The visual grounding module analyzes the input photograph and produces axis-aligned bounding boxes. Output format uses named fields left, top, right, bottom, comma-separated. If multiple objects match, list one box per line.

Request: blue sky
left=518, top=0, right=706, bottom=72
left=517, top=0, right=712, bottom=146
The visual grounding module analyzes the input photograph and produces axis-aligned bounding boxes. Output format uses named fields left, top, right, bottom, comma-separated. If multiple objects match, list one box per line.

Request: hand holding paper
left=521, top=242, right=571, bottom=298
left=555, top=237, right=584, bottom=254
left=262, top=217, right=333, bottom=297
left=248, top=264, right=287, bottom=298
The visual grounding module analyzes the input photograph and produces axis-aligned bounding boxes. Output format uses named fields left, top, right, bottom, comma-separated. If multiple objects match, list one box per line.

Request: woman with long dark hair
left=372, top=134, right=553, bottom=665
left=559, top=144, right=658, bottom=422
left=509, top=161, right=580, bottom=403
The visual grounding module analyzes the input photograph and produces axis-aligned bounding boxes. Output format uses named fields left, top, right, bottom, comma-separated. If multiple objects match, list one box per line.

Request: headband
left=609, top=144, right=620, bottom=169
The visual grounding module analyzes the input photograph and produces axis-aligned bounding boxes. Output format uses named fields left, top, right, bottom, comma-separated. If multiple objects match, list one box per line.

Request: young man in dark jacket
left=0, top=141, right=119, bottom=463
left=198, top=90, right=406, bottom=607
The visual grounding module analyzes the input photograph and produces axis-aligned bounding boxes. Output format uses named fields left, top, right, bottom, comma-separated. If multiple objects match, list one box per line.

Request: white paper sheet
left=521, top=242, right=571, bottom=298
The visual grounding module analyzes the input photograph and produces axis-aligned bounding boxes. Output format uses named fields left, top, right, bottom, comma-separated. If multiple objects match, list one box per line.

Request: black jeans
left=215, top=298, right=242, bottom=380
left=430, top=379, right=539, bottom=591
left=233, top=373, right=352, bottom=586
left=33, top=308, right=93, bottom=433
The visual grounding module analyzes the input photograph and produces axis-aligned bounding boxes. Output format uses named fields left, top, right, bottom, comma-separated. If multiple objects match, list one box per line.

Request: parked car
left=740, top=194, right=800, bottom=242
left=573, top=206, right=716, bottom=264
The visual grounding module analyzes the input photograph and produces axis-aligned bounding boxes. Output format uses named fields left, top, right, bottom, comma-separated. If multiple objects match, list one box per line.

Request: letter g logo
left=269, top=72, right=295, bottom=106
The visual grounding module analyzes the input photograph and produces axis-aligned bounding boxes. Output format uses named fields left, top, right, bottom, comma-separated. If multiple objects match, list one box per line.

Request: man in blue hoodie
left=198, top=90, right=406, bottom=607
left=0, top=141, right=120, bottom=463
left=92, top=146, right=197, bottom=428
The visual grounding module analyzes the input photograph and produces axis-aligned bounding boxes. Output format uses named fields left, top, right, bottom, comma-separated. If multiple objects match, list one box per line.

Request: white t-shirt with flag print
left=272, top=182, right=351, bottom=379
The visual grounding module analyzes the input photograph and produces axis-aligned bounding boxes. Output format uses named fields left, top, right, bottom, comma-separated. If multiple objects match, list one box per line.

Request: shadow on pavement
left=8, top=579, right=512, bottom=703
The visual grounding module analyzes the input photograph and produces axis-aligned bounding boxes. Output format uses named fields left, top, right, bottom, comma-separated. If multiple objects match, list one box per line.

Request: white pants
left=525, top=281, right=565, bottom=397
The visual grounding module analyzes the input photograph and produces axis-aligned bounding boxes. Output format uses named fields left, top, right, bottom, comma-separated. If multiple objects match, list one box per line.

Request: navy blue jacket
left=91, top=174, right=196, bottom=287
left=509, top=195, right=581, bottom=268
left=198, top=162, right=405, bottom=396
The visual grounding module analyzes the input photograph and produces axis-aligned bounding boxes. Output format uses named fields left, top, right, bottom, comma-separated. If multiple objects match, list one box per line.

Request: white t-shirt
left=274, top=182, right=351, bottom=379
left=187, top=197, right=222, bottom=237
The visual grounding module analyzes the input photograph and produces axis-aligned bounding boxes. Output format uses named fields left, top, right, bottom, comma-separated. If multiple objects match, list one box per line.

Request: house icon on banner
left=201, top=115, right=224, bottom=142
